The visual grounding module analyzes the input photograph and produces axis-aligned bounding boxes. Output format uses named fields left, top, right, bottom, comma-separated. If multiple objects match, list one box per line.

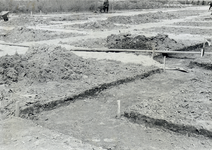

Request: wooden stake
left=117, top=100, right=121, bottom=118
left=151, top=45, right=155, bottom=58
left=163, top=56, right=166, bottom=71
left=15, top=101, right=20, bottom=117
left=112, top=0, right=114, bottom=13
left=201, top=48, right=204, bottom=57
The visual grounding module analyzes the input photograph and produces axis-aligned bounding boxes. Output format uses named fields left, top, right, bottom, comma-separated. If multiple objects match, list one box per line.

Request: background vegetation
left=0, top=0, right=210, bottom=13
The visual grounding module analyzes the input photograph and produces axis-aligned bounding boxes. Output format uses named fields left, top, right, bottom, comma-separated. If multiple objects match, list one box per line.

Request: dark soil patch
left=49, top=15, right=89, bottom=21
left=107, top=33, right=185, bottom=51
left=124, top=110, right=212, bottom=138
left=189, top=55, right=212, bottom=70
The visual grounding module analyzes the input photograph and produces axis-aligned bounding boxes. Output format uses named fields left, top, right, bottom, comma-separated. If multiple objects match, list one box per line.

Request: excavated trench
left=20, top=54, right=212, bottom=146
left=0, top=32, right=207, bottom=147
left=17, top=38, right=212, bottom=141
left=189, top=61, right=212, bottom=70
left=31, top=56, right=212, bottom=149
left=20, top=68, right=162, bottom=118
left=124, top=111, right=212, bottom=138
left=123, top=48, right=212, bottom=139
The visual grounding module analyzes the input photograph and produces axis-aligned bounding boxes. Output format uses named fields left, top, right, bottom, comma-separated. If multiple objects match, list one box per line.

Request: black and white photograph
left=0, top=0, right=212, bottom=149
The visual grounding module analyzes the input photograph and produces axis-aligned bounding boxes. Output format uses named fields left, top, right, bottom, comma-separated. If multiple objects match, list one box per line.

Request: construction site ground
left=0, top=6, right=212, bottom=150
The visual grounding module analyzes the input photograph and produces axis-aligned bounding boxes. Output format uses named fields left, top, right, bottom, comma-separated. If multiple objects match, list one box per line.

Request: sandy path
left=0, top=117, right=104, bottom=150
left=72, top=51, right=163, bottom=67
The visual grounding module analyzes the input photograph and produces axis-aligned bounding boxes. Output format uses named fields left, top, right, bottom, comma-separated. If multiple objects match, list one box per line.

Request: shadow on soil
left=124, top=55, right=212, bottom=139
left=176, top=43, right=204, bottom=51
left=189, top=61, right=212, bottom=70
left=124, top=111, right=212, bottom=139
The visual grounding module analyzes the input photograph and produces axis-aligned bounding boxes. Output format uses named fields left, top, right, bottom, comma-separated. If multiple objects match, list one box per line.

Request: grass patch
left=0, top=0, right=165, bottom=13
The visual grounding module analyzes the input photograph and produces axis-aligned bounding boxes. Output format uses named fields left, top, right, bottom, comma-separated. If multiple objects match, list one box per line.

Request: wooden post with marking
left=117, top=100, right=121, bottom=118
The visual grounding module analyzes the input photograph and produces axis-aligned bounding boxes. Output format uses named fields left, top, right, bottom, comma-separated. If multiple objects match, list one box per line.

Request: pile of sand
left=67, top=20, right=127, bottom=30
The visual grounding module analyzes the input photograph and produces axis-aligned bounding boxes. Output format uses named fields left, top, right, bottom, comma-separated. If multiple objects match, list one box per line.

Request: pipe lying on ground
left=0, top=42, right=30, bottom=48
left=0, top=42, right=211, bottom=54
left=69, top=47, right=212, bottom=54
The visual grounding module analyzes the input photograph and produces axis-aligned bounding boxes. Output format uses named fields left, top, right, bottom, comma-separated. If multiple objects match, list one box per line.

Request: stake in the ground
left=201, top=49, right=205, bottom=57
left=15, top=101, right=20, bottom=117
left=201, top=42, right=205, bottom=57
left=151, top=45, right=155, bottom=58
left=163, top=56, right=166, bottom=71
left=117, top=100, right=121, bottom=118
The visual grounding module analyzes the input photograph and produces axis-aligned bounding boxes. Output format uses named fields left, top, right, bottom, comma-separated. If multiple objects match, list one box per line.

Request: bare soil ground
left=0, top=6, right=212, bottom=150
left=0, top=27, right=84, bottom=43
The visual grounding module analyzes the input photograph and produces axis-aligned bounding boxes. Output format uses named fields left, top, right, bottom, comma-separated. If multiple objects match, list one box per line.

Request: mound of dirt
left=67, top=20, right=127, bottom=30
left=0, top=45, right=156, bottom=117
left=1, top=15, right=49, bottom=26
left=174, top=22, right=212, bottom=27
left=0, top=44, right=150, bottom=84
left=49, top=15, right=89, bottom=21
left=107, top=33, right=185, bottom=50
left=0, top=26, right=83, bottom=43
left=0, top=45, right=91, bottom=84
left=107, top=10, right=201, bottom=24
left=61, top=38, right=107, bottom=48
left=145, top=26, right=212, bottom=36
